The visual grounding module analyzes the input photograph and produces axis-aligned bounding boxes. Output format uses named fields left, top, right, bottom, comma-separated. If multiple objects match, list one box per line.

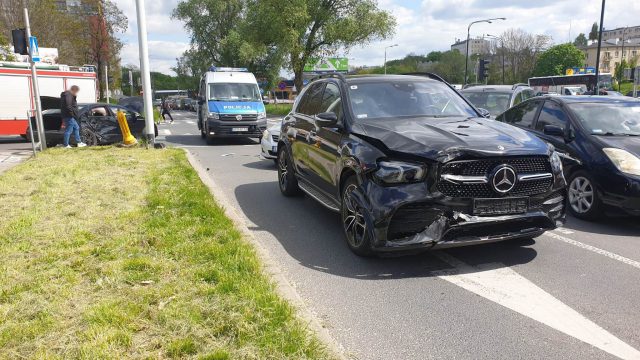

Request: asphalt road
left=162, top=111, right=640, bottom=360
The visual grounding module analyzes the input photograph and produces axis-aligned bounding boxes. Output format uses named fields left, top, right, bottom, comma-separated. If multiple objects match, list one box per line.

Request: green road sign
left=304, top=58, right=349, bottom=73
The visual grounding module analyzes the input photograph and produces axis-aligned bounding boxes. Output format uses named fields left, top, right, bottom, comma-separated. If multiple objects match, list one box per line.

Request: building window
left=615, top=51, right=619, bottom=57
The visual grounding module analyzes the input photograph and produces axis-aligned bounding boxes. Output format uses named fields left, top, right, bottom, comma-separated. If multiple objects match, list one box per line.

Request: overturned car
left=276, top=73, right=566, bottom=256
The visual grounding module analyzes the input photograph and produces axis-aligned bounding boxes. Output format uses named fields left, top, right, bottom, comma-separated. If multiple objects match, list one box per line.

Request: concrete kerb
left=184, top=149, right=348, bottom=360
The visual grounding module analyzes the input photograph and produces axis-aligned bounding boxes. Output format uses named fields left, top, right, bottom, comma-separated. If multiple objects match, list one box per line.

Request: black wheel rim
left=278, top=151, right=288, bottom=190
left=342, top=184, right=367, bottom=248
left=81, top=129, right=97, bottom=146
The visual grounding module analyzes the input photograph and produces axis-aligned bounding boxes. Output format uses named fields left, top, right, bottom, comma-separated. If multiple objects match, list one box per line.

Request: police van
left=197, top=67, right=267, bottom=143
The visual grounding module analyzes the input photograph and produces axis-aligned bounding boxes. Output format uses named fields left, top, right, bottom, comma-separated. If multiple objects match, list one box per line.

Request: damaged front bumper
left=362, top=179, right=566, bottom=253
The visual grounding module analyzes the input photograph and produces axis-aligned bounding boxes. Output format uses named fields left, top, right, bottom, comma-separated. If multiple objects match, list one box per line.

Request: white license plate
left=232, top=127, right=249, bottom=132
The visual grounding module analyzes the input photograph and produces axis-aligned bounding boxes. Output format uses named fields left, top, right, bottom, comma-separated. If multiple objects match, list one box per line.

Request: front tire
left=277, top=147, right=301, bottom=196
left=568, top=170, right=602, bottom=220
left=341, top=177, right=374, bottom=257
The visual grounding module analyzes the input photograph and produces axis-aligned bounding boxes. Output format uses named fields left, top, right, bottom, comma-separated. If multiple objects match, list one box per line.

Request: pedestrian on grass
left=60, top=85, right=87, bottom=149
left=161, top=98, right=174, bottom=123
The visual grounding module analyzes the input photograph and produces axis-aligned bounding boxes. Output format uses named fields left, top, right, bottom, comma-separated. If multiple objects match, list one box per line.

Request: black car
left=276, top=74, right=566, bottom=256
left=497, top=95, right=640, bottom=219
left=28, top=97, right=157, bottom=147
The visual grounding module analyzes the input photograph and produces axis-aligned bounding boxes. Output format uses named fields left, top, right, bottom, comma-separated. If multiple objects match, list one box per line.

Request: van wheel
left=567, top=171, right=602, bottom=220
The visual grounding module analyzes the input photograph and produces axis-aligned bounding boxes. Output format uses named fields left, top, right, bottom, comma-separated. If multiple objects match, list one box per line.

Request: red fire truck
left=0, top=62, right=97, bottom=136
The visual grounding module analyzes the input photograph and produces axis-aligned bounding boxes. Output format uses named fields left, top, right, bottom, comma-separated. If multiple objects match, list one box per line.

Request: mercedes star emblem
left=492, top=166, right=517, bottom=193
left=236, top=114, right=243, bottom=121
left=497, top=145, right=505, bottom=151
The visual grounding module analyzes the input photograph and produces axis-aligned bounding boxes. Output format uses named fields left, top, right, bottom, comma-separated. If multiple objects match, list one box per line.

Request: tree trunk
left=294, top=68, right=305, bottom=96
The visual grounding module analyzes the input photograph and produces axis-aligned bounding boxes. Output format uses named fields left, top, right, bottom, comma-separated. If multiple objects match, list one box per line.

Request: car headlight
left=550, top=151, right=563, bottom=173
left=374, top=161, right=427, bottom=184
left=258, top=112, right=267, bottom=120
left=208, top=112, right=220, bottom=120
left=603, top=148, right=640, bottom=176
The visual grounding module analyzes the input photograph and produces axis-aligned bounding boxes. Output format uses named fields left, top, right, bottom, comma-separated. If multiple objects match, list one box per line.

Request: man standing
left=161, top=98, right=174, bottom=123
left=60, top=85, right=87, bottom=148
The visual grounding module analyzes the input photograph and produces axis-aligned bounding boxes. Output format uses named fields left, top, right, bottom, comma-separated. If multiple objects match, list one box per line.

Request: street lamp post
left=384, top=44, right=398, bottom=75
left=464, top=18, right=506, bottom=86
left=594, top=0, right=606, bottom=93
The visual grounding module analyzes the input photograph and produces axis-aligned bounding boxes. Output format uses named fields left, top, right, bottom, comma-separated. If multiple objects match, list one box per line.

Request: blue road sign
left=29, top=36, right=40, bottom=62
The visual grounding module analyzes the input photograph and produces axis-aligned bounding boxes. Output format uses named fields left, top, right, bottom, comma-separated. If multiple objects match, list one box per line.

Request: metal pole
left=619, top=27, right=626, bottom=90
left=594, top=0, right=606, bottom=93
left=464, top=25, right=471, bottom=86
left=129, top=70, right=134, bottom=96
left=26, top=111, right=37, bottom=156
left=134, top=0, right=156, bottom=146
left=24, top=8, right=46, bottom=150
left=502, top=40, right=505, bottom=84
left=384, top=48, right=387, bottom=75
left=104, top=65, right=110, bottom=104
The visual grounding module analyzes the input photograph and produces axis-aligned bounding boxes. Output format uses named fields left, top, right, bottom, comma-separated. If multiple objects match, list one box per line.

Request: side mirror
left=477, top=108, right=492, bottom=118
left=543, top=125, right=565, bottom=138
left=315, top=112, right=338, bottom=127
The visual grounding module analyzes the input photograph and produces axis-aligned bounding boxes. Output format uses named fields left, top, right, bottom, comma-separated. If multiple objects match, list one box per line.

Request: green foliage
left=573, top=33, right=588, bottom=48
left=265, top=103, right=293, bottom=116
left=0, top=33, right=16, bottom=61
left=534, top=43, right=585, bottom=76
left=589, top=23, right=599, bottom=41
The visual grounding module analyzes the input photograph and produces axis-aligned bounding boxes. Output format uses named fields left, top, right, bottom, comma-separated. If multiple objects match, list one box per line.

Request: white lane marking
left=544, top=232, right=640, bottom=270
left=434, top=252, right=640, bottom=360
left=160, top=129, right=172, bottom=136
left=185, top=120, right=195, bottom=124
left=184, top=133, right=194, bottom=135
left=555, top=228, right=575, bottom=235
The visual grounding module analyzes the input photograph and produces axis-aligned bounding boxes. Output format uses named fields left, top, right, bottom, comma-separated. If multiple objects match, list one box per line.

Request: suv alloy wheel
left=341, top=177, right=373, bottom=256
left=277, top=147, right=301, bottom=196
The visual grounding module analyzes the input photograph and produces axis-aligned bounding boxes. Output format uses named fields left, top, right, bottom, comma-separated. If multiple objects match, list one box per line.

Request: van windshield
left=209, top=83, right=261, bottom=102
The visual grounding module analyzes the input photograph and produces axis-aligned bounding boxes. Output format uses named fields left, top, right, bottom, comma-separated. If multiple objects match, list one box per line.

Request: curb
left=184, top=149, right=348, bottom=360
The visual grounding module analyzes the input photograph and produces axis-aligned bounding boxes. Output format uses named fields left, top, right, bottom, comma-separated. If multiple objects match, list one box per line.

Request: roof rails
left=402, top=72, right=448, bottom=84
left=512, top=83, right=529, bottom=90
left=208, top=66, right=249, bottom=72
left=309, top=72, right=347, bottom=83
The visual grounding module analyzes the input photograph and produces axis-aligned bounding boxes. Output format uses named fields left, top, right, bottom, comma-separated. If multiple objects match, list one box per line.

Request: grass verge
left=265, top=103, right=293, bottom=116
left=0, top=147, right=332, bottom=359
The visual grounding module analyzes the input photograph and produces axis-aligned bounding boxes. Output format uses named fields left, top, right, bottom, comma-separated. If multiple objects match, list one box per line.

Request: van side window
left=298, top=83, right=325, bottom=116
left=502, top=100, right=540, bottom=128
left=535, top=101, right=569, bottom=131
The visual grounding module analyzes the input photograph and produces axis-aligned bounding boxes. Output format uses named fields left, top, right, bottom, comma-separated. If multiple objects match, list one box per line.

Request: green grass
left=265, top=103, right=293, bottom=116
left=0, top=147, right=332, bottom=359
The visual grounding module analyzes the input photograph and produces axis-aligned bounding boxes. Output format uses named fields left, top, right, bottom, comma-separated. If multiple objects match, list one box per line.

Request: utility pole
left=619, top=27, right=627, bottom=91
left=104, top=65, right=110, bottom=104
left=135, top=0, right=155, bottom=146
left=129, top=70, right=134, bottom=96
left=464, top=18, right=506, bottom=86
left=594, top=0, right=606, bottom=93
left=384, top=44, right=398, bottom=75
left=24, top=7, right=46, bottom=150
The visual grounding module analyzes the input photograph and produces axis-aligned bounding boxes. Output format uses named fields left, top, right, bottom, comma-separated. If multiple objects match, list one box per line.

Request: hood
left=592, top=135, right=640, bottom=157
left=351, top=116, right=550, bottom=161
left=208, top=101, right=265, bottom=114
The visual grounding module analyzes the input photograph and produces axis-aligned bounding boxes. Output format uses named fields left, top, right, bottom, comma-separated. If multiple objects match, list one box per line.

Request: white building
left=451, top=38, right=491, bottom=56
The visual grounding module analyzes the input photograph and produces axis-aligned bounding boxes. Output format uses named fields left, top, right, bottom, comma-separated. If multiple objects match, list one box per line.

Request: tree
left=244, top=0, right=396, bottom=91
left=589, top=22, right=599, bottom=41
left=430, top=50, right=466, bottom=84
left=533, top=43, right=585, bottom=76
left=573, top=33, right=588, bottom=47
left=0, top=33, right=15, bottom=61
left=500, top=28, right=551, bottom=83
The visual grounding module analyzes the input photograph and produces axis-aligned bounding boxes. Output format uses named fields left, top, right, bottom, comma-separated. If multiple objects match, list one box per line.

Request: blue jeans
left=63, top=117, right=81, bottom=146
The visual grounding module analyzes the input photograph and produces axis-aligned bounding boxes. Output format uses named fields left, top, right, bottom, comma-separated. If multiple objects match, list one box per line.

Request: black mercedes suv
left=276, top=73, right=566, bottom=256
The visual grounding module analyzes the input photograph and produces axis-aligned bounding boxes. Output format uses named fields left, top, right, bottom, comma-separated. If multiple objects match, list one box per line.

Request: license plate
left=473, top=198, right=528, bottom=216
left=232, top=127, right=249, bottom=132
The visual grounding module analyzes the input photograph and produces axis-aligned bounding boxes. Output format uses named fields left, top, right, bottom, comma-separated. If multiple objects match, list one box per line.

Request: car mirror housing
left=477, top=108, right=491, bottom=118
left=543, top=125, right=565, bottom=138
left=315, top=112, right=338, bottom=127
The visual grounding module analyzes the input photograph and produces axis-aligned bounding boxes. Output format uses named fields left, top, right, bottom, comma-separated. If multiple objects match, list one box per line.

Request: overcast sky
left=114, top=0, right=640, bottom=75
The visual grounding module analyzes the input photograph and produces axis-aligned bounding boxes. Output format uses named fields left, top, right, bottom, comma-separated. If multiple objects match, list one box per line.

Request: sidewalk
left=0, top=137, right=33, bottom=175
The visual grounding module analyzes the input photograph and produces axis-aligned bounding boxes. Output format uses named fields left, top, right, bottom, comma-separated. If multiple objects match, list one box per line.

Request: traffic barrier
left=116, top=111, right=138, bottom=146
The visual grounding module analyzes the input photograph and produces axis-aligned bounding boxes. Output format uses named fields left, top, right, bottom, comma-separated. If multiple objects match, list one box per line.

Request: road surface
left=161, top=111, right=640, bottom=360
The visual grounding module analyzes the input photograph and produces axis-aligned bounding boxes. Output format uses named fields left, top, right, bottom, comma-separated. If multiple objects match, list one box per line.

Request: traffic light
left=478, top=59, right=490, bottom=82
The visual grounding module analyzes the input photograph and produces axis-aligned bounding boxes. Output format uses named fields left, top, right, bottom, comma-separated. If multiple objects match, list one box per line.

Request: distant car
left=260, top=121, right=281, bottom=163
left=497, top=95, right=640, bottom=219
left=461, top=84, right=536, bottom=118
left=28, top=97, right=157, bottom=147
left=626, top=91, right=638, bottom=98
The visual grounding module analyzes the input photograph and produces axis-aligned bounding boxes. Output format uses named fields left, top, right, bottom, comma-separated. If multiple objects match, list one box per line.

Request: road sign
left=304, top=58, right=349, bottom=73
left=278, top=81, right=287, bottom=90
left=29, top=36, right=39, bottom=62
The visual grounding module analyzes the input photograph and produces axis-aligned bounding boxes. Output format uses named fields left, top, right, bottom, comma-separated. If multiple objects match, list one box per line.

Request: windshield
left=348, top=80, right=477, bottom=120
left=462, top=91, right=512, bottom=116
left=209, top=83, right=261, bottom=102
left=569, top=103, right=640, bottom=136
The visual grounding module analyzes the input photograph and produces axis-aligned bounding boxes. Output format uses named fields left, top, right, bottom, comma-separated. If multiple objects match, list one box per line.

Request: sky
left=114, top=0, right=640, bottom=75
